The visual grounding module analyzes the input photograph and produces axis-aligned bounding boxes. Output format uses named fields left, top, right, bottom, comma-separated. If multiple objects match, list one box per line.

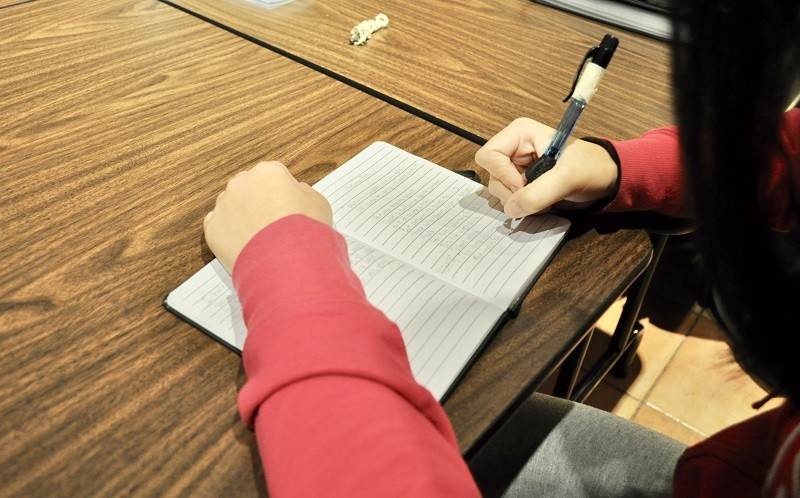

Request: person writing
left=202, top=0, right=800, bottom=494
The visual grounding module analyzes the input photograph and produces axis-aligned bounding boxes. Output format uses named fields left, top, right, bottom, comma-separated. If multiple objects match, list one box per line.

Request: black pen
left=525, top=34, right=619, bottom=184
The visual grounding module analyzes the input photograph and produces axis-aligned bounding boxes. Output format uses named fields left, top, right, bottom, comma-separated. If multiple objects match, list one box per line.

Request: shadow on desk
left=233, top=363, right=268, bottom=496
left=563, top=210, right=694, bottom=239
left=567, top=209, right=698, bottom=328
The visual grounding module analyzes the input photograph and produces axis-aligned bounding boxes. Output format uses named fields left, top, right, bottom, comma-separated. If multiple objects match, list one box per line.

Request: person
left=202, top=0, right=800, bottom=495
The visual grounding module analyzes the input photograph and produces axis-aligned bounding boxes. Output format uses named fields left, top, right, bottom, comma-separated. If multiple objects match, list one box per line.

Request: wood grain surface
left=1, top=0, right=649, bottom=494
left=165, top=0, right=674, bottom=143
left=0, top=0, right=35, bottom=9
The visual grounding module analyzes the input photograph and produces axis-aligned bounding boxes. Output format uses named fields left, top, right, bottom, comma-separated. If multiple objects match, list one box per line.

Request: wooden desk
left=0, top=0, right=35, bottom=9
left=0, top=0, right=649, bottom=494
left=162, top=0, right=665, bottom=442
left=164, top=0, right=673, bottom=142
left=162, top=0, right=672, bottom=405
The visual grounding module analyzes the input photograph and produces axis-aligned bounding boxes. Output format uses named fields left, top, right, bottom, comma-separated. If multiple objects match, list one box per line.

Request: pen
left=525, top=34, right=619, bottom=184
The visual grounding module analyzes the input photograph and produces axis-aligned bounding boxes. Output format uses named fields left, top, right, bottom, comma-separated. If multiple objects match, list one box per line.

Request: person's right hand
left=475, top=118, right=619, bottom=218
left=204, top=161, right=333, bottom=273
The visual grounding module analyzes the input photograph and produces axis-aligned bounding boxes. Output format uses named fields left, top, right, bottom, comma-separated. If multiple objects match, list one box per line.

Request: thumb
left=504, top=168, right=574, bottom=217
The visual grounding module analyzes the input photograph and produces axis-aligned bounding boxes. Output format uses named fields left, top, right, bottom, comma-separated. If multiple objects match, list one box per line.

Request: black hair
left=672, top=0, right=800, bottom=401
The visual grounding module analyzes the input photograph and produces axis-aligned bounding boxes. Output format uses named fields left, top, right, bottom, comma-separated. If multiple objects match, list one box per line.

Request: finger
left=203, top=211, right=213, bottom=229
left=216, top=191, right=225, bottom=203
left=475, top=136, right=526, bottom=193
left=476, top=149, right=525, bottom=193
left=488, top=177, right=513, bottom=205
left=505, top=168, right=577, bottom=217
left=475, top=118, right=551, bottom=193
left=254, top=160, right=296, bottom=182
left=228, top=170, right=247, bottom=188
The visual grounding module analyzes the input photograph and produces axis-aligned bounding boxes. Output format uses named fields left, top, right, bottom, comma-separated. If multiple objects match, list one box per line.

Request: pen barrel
left=525, top=154, right=557, bottom=184
left=544, top=98, right=586, bottom=159
left=526, top=99, right=586, bottom=185
left=525, top=36, right=615, bottom=187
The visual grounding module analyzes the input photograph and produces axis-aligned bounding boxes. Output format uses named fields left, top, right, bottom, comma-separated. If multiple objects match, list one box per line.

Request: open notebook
left=164, top=142, right=570, bottom=401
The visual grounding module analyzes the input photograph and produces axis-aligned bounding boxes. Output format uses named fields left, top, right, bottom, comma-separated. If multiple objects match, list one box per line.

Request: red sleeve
left=601, top=109, right=800, bottom=229
left=672, top=402, right=800, bottom=497
left=762, top=109, right=800, bottom=230
left=603, top=125, right=689, bottom=217
left=763, top=409, right=800, bottom=497
left=232, top=214, right=480, bottom=497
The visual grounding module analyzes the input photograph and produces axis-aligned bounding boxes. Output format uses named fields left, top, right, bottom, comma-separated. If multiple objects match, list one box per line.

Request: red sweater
left=234, top=109, right=800, bottom=497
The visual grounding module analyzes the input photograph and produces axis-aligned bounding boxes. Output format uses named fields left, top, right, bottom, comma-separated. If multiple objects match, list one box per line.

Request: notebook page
left=165, top=245, right=504, bottom=400
left=314, top=142, right=570, bottom=310
left=346, top=237, right=504, bottom=399
left=164, top=259, right=247, bottom=349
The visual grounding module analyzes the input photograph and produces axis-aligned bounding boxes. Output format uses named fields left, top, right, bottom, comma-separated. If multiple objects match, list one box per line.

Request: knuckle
left=511, top=117, right=529, bottom=127
left=474, top=147, right=493, bottom=169
left=254, top=161, right=283, bottom=175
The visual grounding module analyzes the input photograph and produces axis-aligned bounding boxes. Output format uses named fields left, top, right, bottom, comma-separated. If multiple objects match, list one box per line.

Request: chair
left=552, top=211, right=694, bottom=401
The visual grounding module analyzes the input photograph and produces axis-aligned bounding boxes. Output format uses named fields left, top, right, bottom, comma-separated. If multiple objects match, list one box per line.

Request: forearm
left=597, top=109, right=800, bottom=227
left=599, top=126, right=689, bottom=217
left=233, top=215, right=479, bottom=497
left=255, top=373, right=479, bottom=497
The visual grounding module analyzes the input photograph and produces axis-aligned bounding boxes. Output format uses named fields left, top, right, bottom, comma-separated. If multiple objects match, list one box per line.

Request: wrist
left=582, top=137, right=622, bottom=211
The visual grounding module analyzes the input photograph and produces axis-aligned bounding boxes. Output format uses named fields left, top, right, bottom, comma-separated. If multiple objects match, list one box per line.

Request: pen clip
left=562, top=45, right=599, bottom=103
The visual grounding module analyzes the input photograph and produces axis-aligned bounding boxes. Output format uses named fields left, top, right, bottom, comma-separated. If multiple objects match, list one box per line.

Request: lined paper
left=346, top=237, right=504, bottom=398
left=315, top=142, right=570, bottom=309
left=166, top=239, right=505, bottom=400
left=165, top=259, right=247, bottom=349
left=166, top=142, right=569, bottom=401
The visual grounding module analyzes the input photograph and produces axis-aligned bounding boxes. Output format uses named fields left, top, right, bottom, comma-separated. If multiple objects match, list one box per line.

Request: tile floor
left=539, top=235, right=784, bottom=445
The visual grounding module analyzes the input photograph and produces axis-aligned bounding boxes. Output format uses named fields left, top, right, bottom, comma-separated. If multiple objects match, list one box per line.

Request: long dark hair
left=672, top=0, right=800, bottom=400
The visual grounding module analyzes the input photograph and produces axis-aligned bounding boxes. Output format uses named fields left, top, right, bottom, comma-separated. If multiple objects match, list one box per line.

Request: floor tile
left=571, top=238, right=785, bottom=445
left=582, top=380, right=641, bottom=419
left=633, top=404, right=706, bottom=446
left=644, top=314, right=783, bottom=436
left=583, top=295, right=696, bottom=400
left=536, top=368, right=639, bottom=419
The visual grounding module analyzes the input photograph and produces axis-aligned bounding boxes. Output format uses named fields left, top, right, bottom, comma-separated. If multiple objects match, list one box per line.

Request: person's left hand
left=204, top=161, right=333, bottom=273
